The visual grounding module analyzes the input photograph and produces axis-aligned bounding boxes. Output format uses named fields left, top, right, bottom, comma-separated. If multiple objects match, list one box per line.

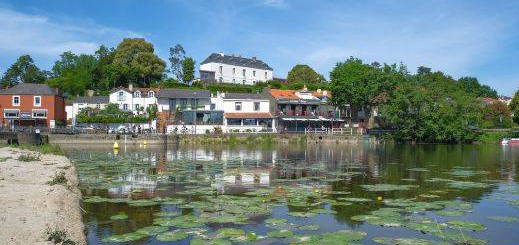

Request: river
left=62, top=143, right=519, bottom=245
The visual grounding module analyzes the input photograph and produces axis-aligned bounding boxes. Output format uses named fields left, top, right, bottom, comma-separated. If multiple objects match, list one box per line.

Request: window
left=148, top=91, right=155, bottom=97
left=191, top=98, right=198, bottom=109
left=12, top=96, right=20, bottom=106
left=235, top=102, right=242, bottom=111
left=180, top=99, right=188, bottom=109
left=232, top=78, right=235, bottom=83
left=4, top=109, right=19, bottom=118
left=219, top=77, right=223, bottom=83
left=219, top=66, right=223, bottom=74
left=134, top=91, right=141, bottom=98
left=96, top=104, right=101, bottom=109
left=242, top=69, right=246, bottom=77
left=227, top=119, right=242, bottom=125
left=32, top=109, right=47, bottom=118
left=210, top=103, right=216, bottom=110
left=254, top=102, right=260, bottom=111
left=135, top=104, right=140, bottom=110
left=34, top=96, right=41, bottom=106
left=118, top=91, right=124, bottom=101
left=242, top=80, right=246, bottom=84
left=123, top=104, right=128, bottom=111
left=243, top=119, right=257, bottom=126
left=265, top=72, right=267, bottom=79
left=253, top=70, right=256, bottom=77
left=233, top=67, right=236, bottom=74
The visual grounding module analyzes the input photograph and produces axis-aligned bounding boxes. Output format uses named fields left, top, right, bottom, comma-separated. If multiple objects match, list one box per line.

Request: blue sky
left=0, top=0, right=517, bottom=95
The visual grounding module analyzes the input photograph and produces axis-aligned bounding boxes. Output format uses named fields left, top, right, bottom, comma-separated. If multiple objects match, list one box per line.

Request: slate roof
left=74, top=96, right=109, bottom=104
left=201, top=53, right=273, bottom=71
left=224, top=93, right=268, bottom=100
left=0, top=83, right=59, bottom=95
left=158, top=88, right=211, bottom=99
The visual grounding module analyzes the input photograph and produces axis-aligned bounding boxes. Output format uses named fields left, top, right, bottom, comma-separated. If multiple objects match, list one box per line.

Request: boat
left=501, top=138, right=519, bottom=145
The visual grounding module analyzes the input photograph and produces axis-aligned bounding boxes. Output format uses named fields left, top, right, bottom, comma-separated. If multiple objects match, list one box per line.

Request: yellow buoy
left=377, top=196, right=383, bottom=201
left=143, top=140, right=147, bottom=145
left=113, top=142, right=119, bottom=149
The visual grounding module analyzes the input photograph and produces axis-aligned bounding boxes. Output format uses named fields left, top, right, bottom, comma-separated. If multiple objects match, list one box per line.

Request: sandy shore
left=0, top=147, right=86, bottom=245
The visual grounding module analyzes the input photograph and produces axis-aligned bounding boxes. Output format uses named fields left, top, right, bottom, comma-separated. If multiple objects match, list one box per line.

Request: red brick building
left=0, top=83, right=66, bottom=128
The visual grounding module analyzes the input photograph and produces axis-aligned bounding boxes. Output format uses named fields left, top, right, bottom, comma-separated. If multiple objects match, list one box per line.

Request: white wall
left=222, top=99, right=270, bottom=113
left=109, top=89, right=157, bottom=114
left=200, top=62, right=273, bottom=85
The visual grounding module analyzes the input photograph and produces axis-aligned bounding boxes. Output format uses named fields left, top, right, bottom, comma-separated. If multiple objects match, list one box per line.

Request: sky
left=0, top=0, right=517, bottom=95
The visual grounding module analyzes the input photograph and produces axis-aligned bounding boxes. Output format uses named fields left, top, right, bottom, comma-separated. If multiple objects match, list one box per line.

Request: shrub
left=45, top=228, right=76, bottom=245
left=47, top=171, right=67, bottom=186
left=18, top=154, right=40, bottom=162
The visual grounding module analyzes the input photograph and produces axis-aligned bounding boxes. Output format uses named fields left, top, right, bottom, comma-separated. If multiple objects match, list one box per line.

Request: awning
left=225, top=112, right=273, bottom=119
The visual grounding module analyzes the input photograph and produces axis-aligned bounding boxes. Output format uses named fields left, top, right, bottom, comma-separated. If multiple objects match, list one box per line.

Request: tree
left=457, top=77, right=498, bottom=98
left=1, top=55, right=46, bottom=87
left=329, top=57, right=405, bottom=126
left=482, top=101, right=512, bottom=128
left=47, top=52, right=97, bottom=96
left=92, top=45, right=116, bottom=92
left=169, top=44, right=185, bottom=82
left=182, top=57, right=195, bottom=83
left=112, top=38, right=166, bottom=87
left=510, top=90, right=519, bottom=124
left=380, top=72, right=483, bottom=143
left=286, top=64, right=324, bottom=84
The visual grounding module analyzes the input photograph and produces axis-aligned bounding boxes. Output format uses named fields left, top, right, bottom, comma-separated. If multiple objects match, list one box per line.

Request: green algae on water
left=156, top=230, right=189, bottom=241
left=110, top=212, right=128, bottom=220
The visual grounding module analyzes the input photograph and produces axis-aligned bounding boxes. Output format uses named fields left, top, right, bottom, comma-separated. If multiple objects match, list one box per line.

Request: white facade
left=199, top=54, right=273, bottom=85
left=110, top=88, right=158, bottom=114
left=214, top=92, right=270, bottom=113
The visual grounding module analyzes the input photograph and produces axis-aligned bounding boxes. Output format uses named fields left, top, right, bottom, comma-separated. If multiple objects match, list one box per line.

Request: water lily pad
left=361, top=184, right=418, bottom=192
left=408, top=168, right=429, bottom=172
left=135, top=226, right=168, bottom=235
left=447, top=181, right=490, bottom=190
left=110, top=213, right=128, bottom=220
left=217, top=228, right=245, bottom=239
left=154, top=215, right=205, bottom=228
left=446, top=220, right=486, bottom=231
left=156, top=230, right=189, bottom=241
left=298, top=224, right=320, bottom=230
left=373, top=237, right=437, bottom=245
left=267, top=229, right=293, bottom=238
left=339, top=197, right=372, bottom=202
left=488, top=216, right=519, bottom=222
left=154, top=211, right=181, bottom=217
left=101, top=232, right=147, bottom=242
left=288, top=212, right=317, bottom=218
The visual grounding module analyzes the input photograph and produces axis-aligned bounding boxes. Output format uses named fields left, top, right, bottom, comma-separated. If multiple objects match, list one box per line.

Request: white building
left=71, top=85, right=159, bottom=125
left=199, top=53, right=273, bottom=85
left=216, top=92, right=275, bottom=133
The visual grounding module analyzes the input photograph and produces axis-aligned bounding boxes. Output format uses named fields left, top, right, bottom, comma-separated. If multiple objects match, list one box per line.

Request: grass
left=17, top=153, right=40, bottom=162
left=477, top=131, right=519, bottom=143
left=179, top=134, right=278, bottom=145
left=44, top=228, right=76, bottom=245
left=14, top=144, right=64, bottom=155
left=47, top=171, right=67, bottom=186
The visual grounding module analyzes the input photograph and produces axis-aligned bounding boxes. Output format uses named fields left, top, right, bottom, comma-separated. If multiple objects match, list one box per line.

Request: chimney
left=128, top=83, right=133, bottom=92
left=86, top=90, right=94, bottom=97
left=252, top=57, right=257, bottom=61
left=317, top=89, right=322, bottom=93
left=218, top=52, right=224, bottom=57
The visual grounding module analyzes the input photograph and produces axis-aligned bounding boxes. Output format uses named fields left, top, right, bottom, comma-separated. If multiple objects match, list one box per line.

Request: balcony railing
left=275, top=110, right=338, bottom=118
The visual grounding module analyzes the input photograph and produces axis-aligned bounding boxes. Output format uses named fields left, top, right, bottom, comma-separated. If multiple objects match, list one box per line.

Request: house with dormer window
left=199, top=53, right=273, bottom=85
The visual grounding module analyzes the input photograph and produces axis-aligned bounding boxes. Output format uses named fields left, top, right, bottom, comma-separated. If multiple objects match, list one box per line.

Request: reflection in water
left=62, top=143, right=519, bottom=245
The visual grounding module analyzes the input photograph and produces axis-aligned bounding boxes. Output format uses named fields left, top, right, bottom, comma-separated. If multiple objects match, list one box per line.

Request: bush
left=45, top=228, right=76, bottom=245
left=47, top=171, right=67, bottom=186
left=18, top=153, right=40, bottom=162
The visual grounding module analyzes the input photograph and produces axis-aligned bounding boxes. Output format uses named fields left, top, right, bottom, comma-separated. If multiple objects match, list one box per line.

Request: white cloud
left=262, top=0, right=287, bottom=8
left=0, top=8, right=142, bottom=57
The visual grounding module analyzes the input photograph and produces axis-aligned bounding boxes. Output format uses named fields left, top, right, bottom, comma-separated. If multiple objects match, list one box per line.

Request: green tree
left=92, top=45, right=116, bottom=92
left=182, top=57, right=195, bottom=83
left=380, top=72, right=483, bottom=143
left=169, top=44, right=185, bottom=81
left=329, top=57, right=405, bottom=124
left=47, top=52, right=97, bottom=96
left=286, top=64, right=324, bottom=84
left=1, top=55, right=46, bottom=87
left=112, top=38, right=166, bottom=87
left=510, top=90, right=519, bottom=124
left=457, top=77, right=498, bottom=98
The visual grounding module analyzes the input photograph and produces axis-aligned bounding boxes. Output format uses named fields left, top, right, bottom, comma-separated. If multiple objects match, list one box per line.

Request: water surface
left=62, top=143, right=519, bottom=245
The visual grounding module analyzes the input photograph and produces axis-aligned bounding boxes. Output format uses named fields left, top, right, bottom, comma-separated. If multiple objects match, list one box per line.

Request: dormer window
left=118, top=91, right=124, bottom=101
left=148, top=91, right=155, bottom=97
left=134, top=91, right=141, bottom=98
